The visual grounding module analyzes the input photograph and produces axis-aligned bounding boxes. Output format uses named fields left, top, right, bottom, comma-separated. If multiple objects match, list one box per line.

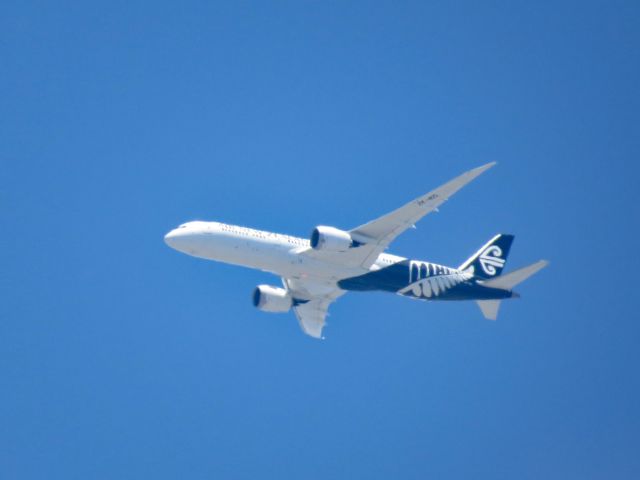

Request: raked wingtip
left=464, top=162, right=497, bottom=178
left=479, top=161, right=497, bottom=171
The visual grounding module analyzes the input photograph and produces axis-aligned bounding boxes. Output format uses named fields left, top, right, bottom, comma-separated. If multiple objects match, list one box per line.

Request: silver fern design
left=399, top=271, right=474, bottom=299
left=479, top=245, right=505, bottom=276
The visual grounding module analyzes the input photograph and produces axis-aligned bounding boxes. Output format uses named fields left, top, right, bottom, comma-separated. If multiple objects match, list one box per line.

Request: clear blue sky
left=2, top=1, right=639, bottom=478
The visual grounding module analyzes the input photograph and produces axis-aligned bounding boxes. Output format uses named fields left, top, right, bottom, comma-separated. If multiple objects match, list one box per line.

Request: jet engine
left=252, top=285, right=292, bottom=313
left=310, top=226, right=354, bottom=251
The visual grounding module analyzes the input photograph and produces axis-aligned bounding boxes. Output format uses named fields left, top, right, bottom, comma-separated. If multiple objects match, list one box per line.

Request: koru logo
left=479, top=245, right=505, bottom=276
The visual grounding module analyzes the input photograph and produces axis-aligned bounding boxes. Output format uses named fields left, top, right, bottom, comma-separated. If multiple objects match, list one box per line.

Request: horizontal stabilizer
left=477, top=300, right=501, bottom=320
left=483, top=260, right=549, bottom=290
left=476, top=260, right=548, bottom=321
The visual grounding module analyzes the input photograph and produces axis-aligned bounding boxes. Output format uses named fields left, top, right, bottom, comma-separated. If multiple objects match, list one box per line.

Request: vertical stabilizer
left=459, top=234, right=514, bottom=279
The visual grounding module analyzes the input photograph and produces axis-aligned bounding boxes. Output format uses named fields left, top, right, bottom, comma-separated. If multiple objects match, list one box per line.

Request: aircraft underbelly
left=192, top=234, right=357, bottom=280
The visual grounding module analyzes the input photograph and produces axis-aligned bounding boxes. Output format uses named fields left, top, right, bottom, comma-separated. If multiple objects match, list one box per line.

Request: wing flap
left=283, top=278, right=345, bottom=339
left=293, top=299, right=332, bottom=339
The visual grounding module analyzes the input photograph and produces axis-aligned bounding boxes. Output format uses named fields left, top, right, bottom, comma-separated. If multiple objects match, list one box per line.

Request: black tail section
left=458, top=234, right=514, bottom=279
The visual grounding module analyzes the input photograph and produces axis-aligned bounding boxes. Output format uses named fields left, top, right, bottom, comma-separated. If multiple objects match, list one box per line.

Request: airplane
left=164, top=162, right=548, bottom=339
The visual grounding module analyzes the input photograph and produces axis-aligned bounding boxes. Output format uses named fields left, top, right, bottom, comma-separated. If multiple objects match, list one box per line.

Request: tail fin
left=458, top=234, right=514, bottom=279
left=476, top=260, right=549, bottom=321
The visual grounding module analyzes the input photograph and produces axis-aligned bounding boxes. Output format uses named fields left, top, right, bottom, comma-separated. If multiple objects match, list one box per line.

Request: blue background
left=2, top=1, right=639, bottom=478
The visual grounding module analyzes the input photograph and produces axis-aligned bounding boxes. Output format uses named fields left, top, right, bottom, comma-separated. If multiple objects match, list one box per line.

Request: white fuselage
left=160, top=165, right=542, bottom=337
left=164, top=221, right=405, bottom=282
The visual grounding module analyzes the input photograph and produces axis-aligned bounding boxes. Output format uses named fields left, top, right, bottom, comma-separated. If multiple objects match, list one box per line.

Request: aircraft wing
left=302, top=162, right=496, bottom=270
left=283, top=278, right=345, bottom=339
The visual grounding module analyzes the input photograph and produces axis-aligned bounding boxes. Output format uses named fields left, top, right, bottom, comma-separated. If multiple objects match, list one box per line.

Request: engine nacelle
left=252, top=285, right=292, bottom=313
left=310, top=226, right=354, bottom=251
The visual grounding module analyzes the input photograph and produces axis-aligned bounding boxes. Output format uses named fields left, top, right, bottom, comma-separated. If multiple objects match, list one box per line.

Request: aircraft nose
left=164, top=229, right=180, bottom=247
